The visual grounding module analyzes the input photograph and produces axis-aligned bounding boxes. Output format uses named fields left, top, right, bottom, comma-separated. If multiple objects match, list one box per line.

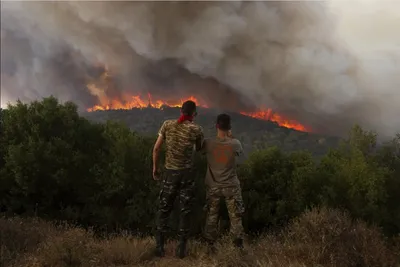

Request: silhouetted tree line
left=0, top=97, right=399, bottom=236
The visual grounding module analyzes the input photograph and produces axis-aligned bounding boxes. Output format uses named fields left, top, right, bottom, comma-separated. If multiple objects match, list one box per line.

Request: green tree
left=316, top=126, right=390, bottom=226
left=90, top=121, right=158, bottom=232
left=240, top=147, right=316, bottom=231
left=1, top=98, right=104, bottom=216
left=373, top=134, right=400, bottom=234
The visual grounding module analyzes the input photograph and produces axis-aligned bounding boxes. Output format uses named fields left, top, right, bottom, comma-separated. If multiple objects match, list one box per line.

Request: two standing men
left=152, top=100, right=245, bottom=258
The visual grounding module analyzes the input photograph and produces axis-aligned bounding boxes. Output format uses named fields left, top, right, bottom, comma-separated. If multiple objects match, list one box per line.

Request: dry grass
left=1, top=208, right=399, bottom=267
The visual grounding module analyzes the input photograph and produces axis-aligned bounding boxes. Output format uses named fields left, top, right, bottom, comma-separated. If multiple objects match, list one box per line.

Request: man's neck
left=217, top=130, right=227, bottom=139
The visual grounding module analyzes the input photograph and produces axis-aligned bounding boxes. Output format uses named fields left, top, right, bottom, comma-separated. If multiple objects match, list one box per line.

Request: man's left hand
left=153, top=167, right=160, bottom=180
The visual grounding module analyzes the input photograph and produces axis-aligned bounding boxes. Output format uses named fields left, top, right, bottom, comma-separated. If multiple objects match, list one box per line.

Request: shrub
left=240, top=148, right=317, bottom=232
left=282, top=207, right=397, bottom=267
left=0, top=216, right=58, bottom=266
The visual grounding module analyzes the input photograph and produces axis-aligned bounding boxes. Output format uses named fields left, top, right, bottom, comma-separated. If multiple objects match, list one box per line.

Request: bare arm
left=152, top=135, right=164, bottom=180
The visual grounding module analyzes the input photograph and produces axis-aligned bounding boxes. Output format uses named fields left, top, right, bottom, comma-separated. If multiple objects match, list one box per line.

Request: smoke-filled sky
left=1, top=0, right=399, bottom=137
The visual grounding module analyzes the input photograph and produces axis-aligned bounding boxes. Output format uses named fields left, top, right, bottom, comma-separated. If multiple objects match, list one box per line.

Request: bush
left=316, top=127, right=400, bottom=235
left=240, top=148, right=317, bottom=232
left=282, top=207, right=397, bottom=267
left=0, top=216, right=57, bottom=266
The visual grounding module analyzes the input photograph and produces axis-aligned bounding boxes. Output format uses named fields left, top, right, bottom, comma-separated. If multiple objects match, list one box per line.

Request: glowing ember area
left=240, top=110, right=309, bottom=132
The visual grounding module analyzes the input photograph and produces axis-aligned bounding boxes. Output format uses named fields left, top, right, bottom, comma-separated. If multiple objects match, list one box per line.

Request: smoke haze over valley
left=1, top=0, right=399, bottom=137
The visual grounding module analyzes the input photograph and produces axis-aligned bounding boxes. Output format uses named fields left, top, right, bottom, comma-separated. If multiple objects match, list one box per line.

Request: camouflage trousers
left=156, top=168, right=195, bottom=238
left=203, top=186, right=245, bottom=242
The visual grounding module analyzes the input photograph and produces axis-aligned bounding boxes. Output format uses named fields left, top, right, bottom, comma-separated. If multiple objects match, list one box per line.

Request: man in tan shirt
left=202, top=113, right=245, bottom=251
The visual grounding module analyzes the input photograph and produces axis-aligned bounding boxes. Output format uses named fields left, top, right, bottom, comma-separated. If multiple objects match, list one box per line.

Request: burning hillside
left=87, top=93, right=309, bottom=132
left=85, top=67, right=310, bottom=132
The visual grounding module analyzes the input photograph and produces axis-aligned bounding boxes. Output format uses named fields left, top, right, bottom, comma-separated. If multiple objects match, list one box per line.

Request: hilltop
left=83, top=107, right=340, bottom=157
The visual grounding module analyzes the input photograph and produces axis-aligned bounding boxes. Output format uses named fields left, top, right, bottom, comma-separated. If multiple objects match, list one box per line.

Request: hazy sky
left=329, top=0, right=400, bottom=53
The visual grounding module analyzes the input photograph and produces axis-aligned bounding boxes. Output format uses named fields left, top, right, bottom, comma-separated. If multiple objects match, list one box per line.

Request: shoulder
left=203, top=137, right=212, bottom=145
left=231, top=138, right=243, bottom=149
left=159, top=120, right=177, bottom=135
left=191, top=122, right=202, bottom=130
left=187, top=122, right=203, bottom=133
left=164, top=119, right=176, bottom=125
left=162, top=119, right=176, bottom=128
left=231, top=138, right=241, bottom=145
left=202, top=138, right=214, bottom=151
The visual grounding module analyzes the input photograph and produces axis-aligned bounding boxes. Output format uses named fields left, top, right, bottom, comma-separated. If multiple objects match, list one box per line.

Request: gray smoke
left=1, top=1, right=399, bottom=137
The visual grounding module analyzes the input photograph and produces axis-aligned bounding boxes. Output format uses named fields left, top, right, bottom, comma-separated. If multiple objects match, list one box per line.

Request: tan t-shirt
left=203, top=137, right=243, bottom=188
left=158, top=119, right=204, bottom=170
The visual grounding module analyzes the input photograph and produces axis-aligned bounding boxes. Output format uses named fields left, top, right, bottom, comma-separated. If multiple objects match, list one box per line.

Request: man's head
left=181, top=100, right=197, bottom=117
left=216, top=113, right=231, bottom=132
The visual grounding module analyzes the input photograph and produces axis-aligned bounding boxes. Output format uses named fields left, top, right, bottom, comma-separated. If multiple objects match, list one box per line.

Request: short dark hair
left=217, top=113, right=231, bottom=131
left=181, top=100, right=197, bottom=116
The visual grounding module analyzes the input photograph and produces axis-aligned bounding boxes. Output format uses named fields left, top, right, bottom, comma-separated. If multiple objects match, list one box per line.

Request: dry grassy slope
left=1, top=208, right=399, bottom=267
left=83, top=107, right=340, bottom=157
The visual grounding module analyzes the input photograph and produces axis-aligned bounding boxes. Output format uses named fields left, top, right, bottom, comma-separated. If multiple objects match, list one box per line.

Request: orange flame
left=86, top=69, right=309, bottom=132
left=87, top=93, right=207, bottom=112
left=87, top=93, right=310, bottom=132
left=240, top=109, right=309, bottom=132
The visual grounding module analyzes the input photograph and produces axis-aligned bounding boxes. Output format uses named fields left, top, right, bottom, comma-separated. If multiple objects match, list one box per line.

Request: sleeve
left=235, top=139, right=244, bottom=157
left=158, top=121, right=167, bottom=139
left=234, top=139, right=246, bottom=165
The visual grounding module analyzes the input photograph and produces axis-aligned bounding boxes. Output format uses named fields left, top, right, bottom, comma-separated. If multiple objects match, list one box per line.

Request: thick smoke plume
left=1, top=1, right=399, bottom=137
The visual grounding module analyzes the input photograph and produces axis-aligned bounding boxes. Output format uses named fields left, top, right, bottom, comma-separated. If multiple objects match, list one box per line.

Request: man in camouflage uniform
left=152, top=100, right=204, bottom=258
left=202, top=113, right=245, bottom=250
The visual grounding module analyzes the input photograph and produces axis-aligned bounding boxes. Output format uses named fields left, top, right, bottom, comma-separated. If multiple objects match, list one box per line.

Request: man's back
left=159, top=119, right=203, bottom=170
left=203, top=137, right=243, bottom=188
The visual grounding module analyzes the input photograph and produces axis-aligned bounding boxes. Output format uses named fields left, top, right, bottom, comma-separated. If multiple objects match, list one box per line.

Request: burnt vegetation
left=1, top=96, right=400, bottom=267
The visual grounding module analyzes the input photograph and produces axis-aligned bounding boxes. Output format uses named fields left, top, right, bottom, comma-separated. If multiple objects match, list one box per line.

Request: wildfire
left=86, top=68, right=309, bottom=132
left=87, top=94, right=309, bottom=132
left=240, top=110, right=309, bottom=132
left=87, top=94, right=207, bottom=112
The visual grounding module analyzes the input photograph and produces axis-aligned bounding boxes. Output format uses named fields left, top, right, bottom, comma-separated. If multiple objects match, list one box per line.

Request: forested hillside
left=83, top=107, right=341, bottom=157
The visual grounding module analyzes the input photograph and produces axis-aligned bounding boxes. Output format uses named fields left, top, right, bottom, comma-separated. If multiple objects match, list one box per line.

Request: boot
left=233, top=238, right=244, bottom=249
left=206, top=240, right=217, bottom=255
left=155, top=232, right=165, bottom=257
left=175, top=237, right=187, bottom=259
